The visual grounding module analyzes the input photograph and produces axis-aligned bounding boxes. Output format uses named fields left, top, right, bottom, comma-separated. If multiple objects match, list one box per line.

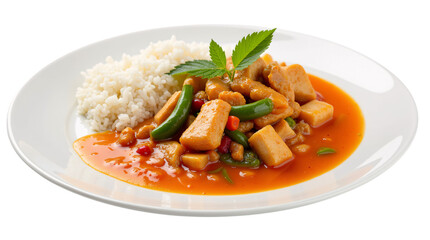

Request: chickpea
left=237, top=121, right=254, bottom=133
left=117, top=127, right=136, bottom=146
left=136, top=125, right=155, bottom=139
left=286, top=133, right=305, bottom=146
left=245, top=131, right=254, bottom=138
left=194, top=91, right=208, bottom=101
left=230, top=141, right=244, bottom=161
left=293, top=144, right=310, bottom=153
left=207, top=150, right=220, bottom=162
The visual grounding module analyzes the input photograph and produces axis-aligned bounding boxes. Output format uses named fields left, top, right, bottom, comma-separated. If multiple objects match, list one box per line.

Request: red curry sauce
left=73, top=74, right=364, bottom=195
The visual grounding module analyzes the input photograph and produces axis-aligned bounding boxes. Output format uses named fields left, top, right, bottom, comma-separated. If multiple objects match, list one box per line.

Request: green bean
left=150, top=85, right=193, bottom=140
left=225, top=129, right=249, bottom=149
left=317, top=147, right=336, bottom=156
left=220, top=151, right=260, bottom=168
left=230, top=98, right=273, bottom=121
left=208, top=167, right=233, bottom=184
left=285, top=117, right=296, bottom=129
left=221, top=168, right=233, bottom=184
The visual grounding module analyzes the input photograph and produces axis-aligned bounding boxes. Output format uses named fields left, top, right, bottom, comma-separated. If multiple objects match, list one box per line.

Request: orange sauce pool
left=73, top=74, right=364, bottom=195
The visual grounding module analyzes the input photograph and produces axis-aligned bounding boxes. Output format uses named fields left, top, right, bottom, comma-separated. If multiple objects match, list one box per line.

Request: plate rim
left=7, top=24, right=419, bottom=216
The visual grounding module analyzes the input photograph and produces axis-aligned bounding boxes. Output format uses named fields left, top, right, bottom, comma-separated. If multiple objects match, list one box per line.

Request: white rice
left=76, top=36, right=210, bottom=131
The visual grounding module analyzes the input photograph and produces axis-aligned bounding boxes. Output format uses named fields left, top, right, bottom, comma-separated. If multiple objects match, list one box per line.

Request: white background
left=1, top=0, right=429, bottom=239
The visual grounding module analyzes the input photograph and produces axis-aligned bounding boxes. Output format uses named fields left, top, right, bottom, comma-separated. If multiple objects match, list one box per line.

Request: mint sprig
left=167, top=28, right=276, bottom=81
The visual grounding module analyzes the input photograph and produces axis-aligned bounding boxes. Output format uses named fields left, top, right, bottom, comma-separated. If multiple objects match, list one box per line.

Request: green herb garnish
left=167, top=28, right=276, bottom=82
left=317, top=147, right=336, bottom=156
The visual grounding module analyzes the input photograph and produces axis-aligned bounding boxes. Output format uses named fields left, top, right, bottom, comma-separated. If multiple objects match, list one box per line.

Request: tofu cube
left=282, top=64, right=316, bottom=103
left=154, top=91, right=181, bottom=125
left=181, top=153, right=209, bottom=170
left=180, top=99, right=231, bottom=151
left=248, top=125, right=294, bottom=167
left=300, top=100, right=334, bottom=127
left=273, top=119, right=296, bottom=141
left=156, top=141, right=185, bottom=167
left=237, top=57, right=266, bottom=82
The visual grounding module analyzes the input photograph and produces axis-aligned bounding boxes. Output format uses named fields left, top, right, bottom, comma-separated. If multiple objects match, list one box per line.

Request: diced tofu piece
left=231, top=77, right=254, bottom=96
left=281, top=64, right=316, bottom=103
left=267, top=65, right=295, bottom=102
left=273, top=120, right=296, bottom=141
left=156, top=141, right=185, bottom=167
left=236, top=58, right=266, bottom=82
left=154, top=91, right=181, bottom=125
left=183, top=76, right=207, bottom=94
left=300, top=100, right=334, bottom=127
left=218, top=91, right=246, bottom=106
left=205, top=77, right=230, bottom=100
left=248, top=125, right=294, bottom=167
left=181, top=153, right=209, bottom=170
left=180, top=100, right=231, bottom=151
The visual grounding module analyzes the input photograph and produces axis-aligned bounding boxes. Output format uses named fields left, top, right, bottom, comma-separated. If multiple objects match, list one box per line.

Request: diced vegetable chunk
left=156, top=141, right=185, bottom=167
left=181, top=153, right=209, bottom=170
left=300, top=100, right=334, bottom=127
left=248, top=125, right=293, bottom=167
left=154, top=91, right=181, bottom=125
left=180, top=99, right=231, bottom=151
left=273, top=119, right=296, bottom=141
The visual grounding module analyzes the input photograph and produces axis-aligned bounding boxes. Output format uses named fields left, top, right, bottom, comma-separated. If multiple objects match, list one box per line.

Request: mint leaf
left=167, top=60, right=226, bottom=79
left=209, top=39, right=227, bottom=69
left=232, top=28, right=276, bottom=70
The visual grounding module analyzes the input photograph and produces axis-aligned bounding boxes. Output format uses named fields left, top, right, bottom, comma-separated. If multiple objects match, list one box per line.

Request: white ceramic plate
left=8, top=25, right=417, bottom=216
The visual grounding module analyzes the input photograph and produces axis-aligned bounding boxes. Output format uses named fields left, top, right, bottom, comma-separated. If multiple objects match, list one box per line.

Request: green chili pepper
left=317, top=147, right=336, bottom=156
left=230, top=98, right=273, bottom=121
left=150, top=85, right=193, bottom=140
left=285, top=117, right=296, bottom=129
left=220, top=151, right=260, bottom=168
left=225, top=129, right=249, bottom=149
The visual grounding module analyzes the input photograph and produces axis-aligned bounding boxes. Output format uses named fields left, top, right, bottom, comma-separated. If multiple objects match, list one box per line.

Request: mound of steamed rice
left=76, top=36, right=209, bottom=131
